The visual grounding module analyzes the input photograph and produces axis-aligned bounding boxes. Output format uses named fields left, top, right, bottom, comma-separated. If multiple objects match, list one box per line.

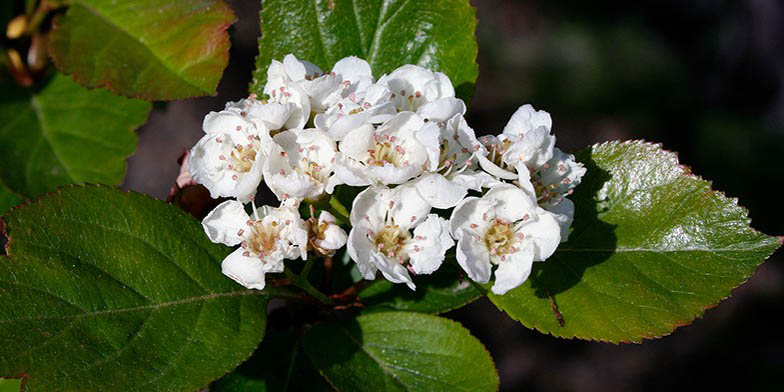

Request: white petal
left=455, top=230, right=492, bottom=283
left=201, top=200, right=251, bottom=246
left=413, top=172, right=468, bottom=209
left=407, top=214, right=454, bottom=275
left=349, top=185, right=389, bottom=227
left=450, top=169, right=501, bottom=191
left=503, top=126, right=555, bottom=169
left=449, top=196, right=492, bottom=238
left=502, top=104, right=552, bottom=140
left=332, top=56, right=373, bottom=85
left=390, top=183, right=431, bottom=230
left=416, top=97, right=466, bottom=122
left=369, top=252, right=415, bottom=290
left=546, top=198, right=574, bottom=242
left=332, top=156, right=373, bottom=188
left=519, top=208, right=561, bottom=261
left=516, top=164, right=537, bottom=198
left=416, top=122, right=442, bottom=172
left=347, top=227, right=378, bottom=279
left=222, top=248, right=267, bottom=290
left=365, top=164, right=421, bottom=185
left=317, top=223, right=348, bottom=251
left=483, top=184, right=537, bottom=222
left=476, top=152, right=518, bottom=180
left=491, top=244, right=535, bottom=295
left=247, top=101, right=295, bottom=131
left=202, top=110, right=251, bottom=135
left=316, top=211, right=348, bottom=250
left=339, top=124, right=375, bottom=160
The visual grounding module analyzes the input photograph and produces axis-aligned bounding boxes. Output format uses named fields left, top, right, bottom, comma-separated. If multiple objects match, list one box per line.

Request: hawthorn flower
left=348, top=184, right=454, bottom=289
left=477, top=104, right=555, bottom=179
left=314, top=84, right=396, bottom=140
left=265, top=54, right=378, bottom=122
left=449, top=184, right=561, bottom=295
left=412, top=97, right=495, bottom=208
left=308, top=211, right=348, bottom=256
left=189, top=100, right=293, bottom=203
left=328, top=112, right=431, bottom=190
left=263, top=128, right=337, bottom=202
left=518, top=147, right=586, bottom=241
left=377, top=64, right=455, bottom=112
left=202, top=200, right=308, bottom=290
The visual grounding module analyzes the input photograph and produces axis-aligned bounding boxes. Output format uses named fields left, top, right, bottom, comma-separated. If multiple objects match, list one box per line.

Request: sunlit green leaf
left=252, top=0, right=478, bottom=101
left=486, top=140, right=781, bottom=343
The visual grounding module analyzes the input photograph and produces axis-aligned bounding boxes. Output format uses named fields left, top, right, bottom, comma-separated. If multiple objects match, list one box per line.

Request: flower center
left=480, top=136, right=512, bottom=170
left=373, top=224, right=411, bottom=262
left=246, top=220, right=281, bottom=257
left=484, top=219, right=519, bottom=262
left=229, top=144, right=258, bottom=173
left=368, top=134, right=407, bottom=167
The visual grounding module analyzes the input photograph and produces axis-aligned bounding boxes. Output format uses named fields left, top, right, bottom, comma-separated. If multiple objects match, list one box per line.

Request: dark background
left=123, top=1, right=784, bottom=391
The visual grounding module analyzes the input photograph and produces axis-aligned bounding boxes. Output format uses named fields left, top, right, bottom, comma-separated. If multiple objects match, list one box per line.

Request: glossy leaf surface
left=252, top=0, right=478, bottom=101
left=486, top=141, right=781, bottom=343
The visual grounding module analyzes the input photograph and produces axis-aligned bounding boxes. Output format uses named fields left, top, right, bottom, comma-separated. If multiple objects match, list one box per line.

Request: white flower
left=412, top=97, right=495, bottom=208
left=348, top=184, right=454, bottom=289
left=265, top=54, right=378, bottom=119
left=328, top=112, right=431, bottom=190
left=314, top=84, right=396, bottom=140
left=263, top=128, right=337, bottom=202
left=517, top=147, right=586, bottom=241
left=266, top=81, right=311, bottom=130
left=189, top=100, right=293, bottom=203
left=376, top=64, right=455, bottom=112
left=309, top=211, right=348, bottom=256
left=202, top=200, right=308, bottom=290
left=449, top=184, right=561, bottom=295
left=222, top=96, right=293, bottom=130
left=477, top=104, right=556, bottom=179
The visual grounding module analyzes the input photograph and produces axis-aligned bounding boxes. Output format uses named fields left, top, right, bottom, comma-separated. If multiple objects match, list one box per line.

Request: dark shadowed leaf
left=49, top=0, right=235, bottom=100
left=0, top=186, right=269, bottom=390
left=211, top=330, right=331, bottom=392
left=359, top=261, right=481, bottom=314
left=486, top=140, right=781, bottom=343
left=251, top=0, right=478, bottom=101
left=302, top=312, right=498, bottom=391
left=0, top=74, right=150, bottom=199
left=0, top=181, right=21, bottom=215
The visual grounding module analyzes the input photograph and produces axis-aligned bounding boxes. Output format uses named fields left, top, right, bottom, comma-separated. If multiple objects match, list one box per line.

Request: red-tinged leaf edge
left=48, top=1, right=236, bottom=101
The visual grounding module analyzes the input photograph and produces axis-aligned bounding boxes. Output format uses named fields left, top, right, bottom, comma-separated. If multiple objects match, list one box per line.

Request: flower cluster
left=190, top=54, right=585, bottom=295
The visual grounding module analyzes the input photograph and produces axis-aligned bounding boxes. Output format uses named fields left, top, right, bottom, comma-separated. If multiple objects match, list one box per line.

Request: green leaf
left=486, top=140, right=781, bottom=343
left=302, top=312, right=498, bottom=391
left=212, top=330, right=331, bottom=392
left=359, top=261, right=481, bottom=314
left=252, top=0, right=478, bottom=101
left=0, top=181, right=21, bottom=215
left=0, top=185, right=269, bottom=390
left=0, top=378, right=22, bottom=392
left=49, top=0, right=235, bottom=100
left=0, top=73, right=150, bottom=198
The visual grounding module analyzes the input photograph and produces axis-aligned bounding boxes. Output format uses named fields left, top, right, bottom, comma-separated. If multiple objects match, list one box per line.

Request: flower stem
left=284, top=266, right=334, bottom=305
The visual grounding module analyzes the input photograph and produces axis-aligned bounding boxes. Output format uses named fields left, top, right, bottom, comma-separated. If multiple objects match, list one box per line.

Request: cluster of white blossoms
left=190, top=54, right=585, bottom=295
